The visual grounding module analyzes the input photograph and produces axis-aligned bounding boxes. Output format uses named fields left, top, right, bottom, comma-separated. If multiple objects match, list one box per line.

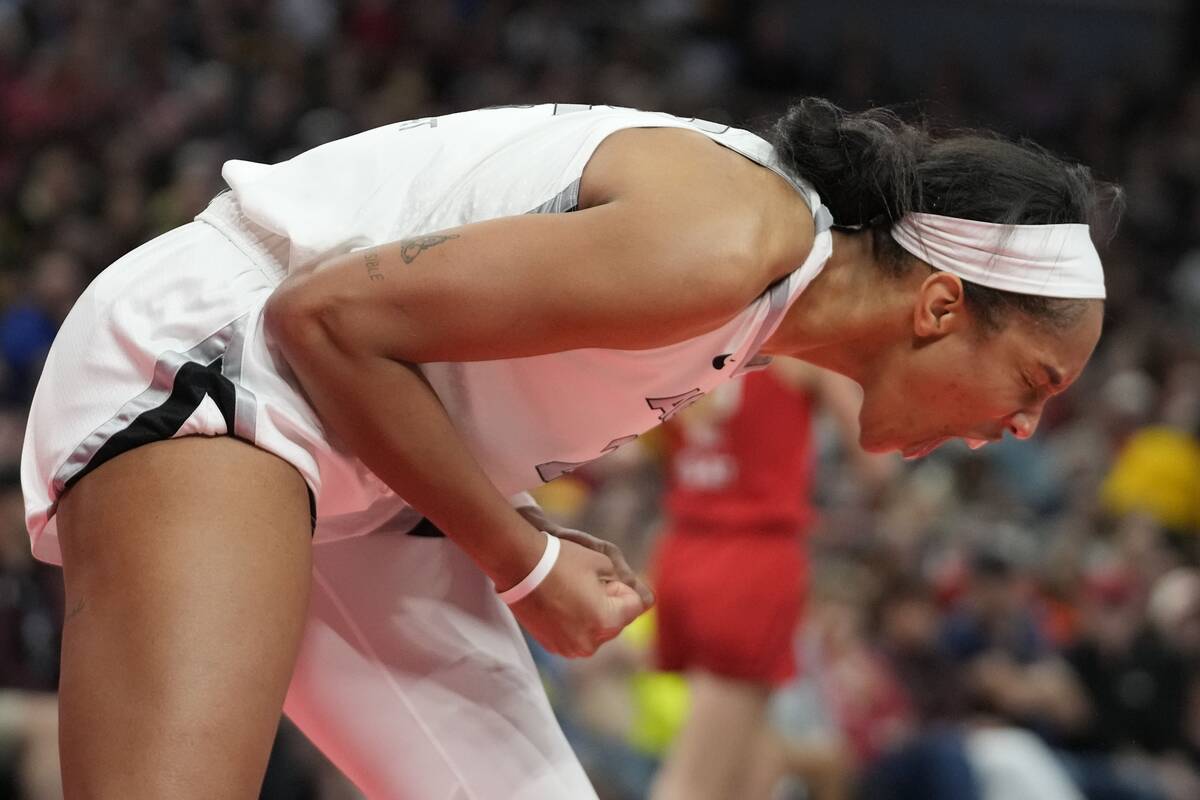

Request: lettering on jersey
left=396, top=117, right=438, bottom=132
left=535, top=434, right=638, bottom=483
left=675, top=452, right=738, bottom=490
left=646, top=388, right=704, bottom=422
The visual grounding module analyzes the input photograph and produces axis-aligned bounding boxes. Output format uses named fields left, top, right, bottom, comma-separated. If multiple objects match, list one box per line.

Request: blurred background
left=1, top=0, right=1199, bottom=798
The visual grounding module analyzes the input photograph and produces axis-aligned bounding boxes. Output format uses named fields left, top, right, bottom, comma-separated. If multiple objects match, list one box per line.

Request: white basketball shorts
left=22, top=197, right=327, bottom=563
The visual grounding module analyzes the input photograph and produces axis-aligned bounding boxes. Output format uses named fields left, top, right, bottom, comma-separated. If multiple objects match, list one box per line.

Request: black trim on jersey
left=61, top=357, right=318, bottom=533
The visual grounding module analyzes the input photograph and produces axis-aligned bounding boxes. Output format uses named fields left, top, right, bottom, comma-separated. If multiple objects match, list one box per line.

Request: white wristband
left=497, top=531, right=560, bottom=606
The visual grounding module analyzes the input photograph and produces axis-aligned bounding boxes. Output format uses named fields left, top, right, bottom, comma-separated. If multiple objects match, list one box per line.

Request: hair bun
left=769, top=98, right=928, bottom=227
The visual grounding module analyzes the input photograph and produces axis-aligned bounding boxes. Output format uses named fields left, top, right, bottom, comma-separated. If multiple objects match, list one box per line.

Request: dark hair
left=767, top=98, right=1122, bottom=331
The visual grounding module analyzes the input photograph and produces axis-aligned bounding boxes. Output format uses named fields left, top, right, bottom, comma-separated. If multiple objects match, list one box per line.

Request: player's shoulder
left=580, top=126, right=764, bottom=206
left=580, top=126, right=817, bottom=289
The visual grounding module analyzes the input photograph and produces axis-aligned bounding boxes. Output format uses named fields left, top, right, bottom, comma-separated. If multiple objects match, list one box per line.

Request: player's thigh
left=653, top=671, right=771, bottom=800
left=683, top=670, right=771, bottom=744
left=284, top=528, right=598, bottom=800
left=56, top=436, right=313, bottom=800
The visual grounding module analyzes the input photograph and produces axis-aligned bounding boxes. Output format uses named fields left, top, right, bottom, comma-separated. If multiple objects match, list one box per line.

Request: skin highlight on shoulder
left=579, top=126, right=817, bottom=296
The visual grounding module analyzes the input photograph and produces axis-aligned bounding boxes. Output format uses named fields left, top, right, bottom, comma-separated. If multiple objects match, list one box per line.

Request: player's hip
left=20, top=219, right=365, bottom=563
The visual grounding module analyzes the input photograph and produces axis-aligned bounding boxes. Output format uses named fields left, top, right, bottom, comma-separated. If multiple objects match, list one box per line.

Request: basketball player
left=22, top=100, right=1109, bottom=798
left=650, top=361, right=890, bottom=800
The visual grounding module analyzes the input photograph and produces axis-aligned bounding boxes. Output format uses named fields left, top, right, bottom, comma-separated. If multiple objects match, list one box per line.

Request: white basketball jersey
left=205, top=104, right=834, bottom=505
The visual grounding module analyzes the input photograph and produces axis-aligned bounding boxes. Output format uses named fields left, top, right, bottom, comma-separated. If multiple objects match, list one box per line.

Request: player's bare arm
left=272, top=128, right=816, bottom=361
left=264, top=128, right=812, bottom=655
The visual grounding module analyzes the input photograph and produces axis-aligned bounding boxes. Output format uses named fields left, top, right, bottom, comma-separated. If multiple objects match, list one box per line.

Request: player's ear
left=913, top=271, right=967, bottom=340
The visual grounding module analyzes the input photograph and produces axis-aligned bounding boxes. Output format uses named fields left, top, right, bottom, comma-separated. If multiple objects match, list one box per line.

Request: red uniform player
left=651, top=360, right=893, bottom=800
left=653, top=366, right=815, bottom=685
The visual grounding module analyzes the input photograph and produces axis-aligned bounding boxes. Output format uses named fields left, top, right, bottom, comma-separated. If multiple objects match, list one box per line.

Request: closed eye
left=1042, top=363, right=1064, bottom=390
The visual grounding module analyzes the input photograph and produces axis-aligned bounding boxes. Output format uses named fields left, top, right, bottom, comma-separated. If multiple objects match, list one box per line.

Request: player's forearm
left=265, top=305, right=545, bottom=589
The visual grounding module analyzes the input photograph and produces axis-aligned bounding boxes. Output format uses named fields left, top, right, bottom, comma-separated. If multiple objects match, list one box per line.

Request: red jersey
left=663, top=368, right=815, bottom=532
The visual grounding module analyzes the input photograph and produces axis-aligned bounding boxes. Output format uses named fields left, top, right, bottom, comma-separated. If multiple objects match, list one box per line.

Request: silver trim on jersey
left=740, top=354, right=775, bottom=373
left=731, top=278, right=793, bottom=378
left=813, top=205, right=834, bottom=234
left=525, top=178, right=581, bottom=215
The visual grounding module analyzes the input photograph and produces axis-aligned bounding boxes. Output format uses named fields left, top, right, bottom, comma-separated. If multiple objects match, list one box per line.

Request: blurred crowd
left=0, top=0, right=1198, bottom=798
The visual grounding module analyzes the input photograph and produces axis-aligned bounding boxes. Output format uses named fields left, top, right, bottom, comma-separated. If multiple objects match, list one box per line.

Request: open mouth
left=901, top=436, right=997, bottom=460
left=900, top=438, right=947, bottom=460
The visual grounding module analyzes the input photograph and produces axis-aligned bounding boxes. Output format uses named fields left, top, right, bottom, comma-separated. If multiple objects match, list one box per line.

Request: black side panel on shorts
left=63, top=353, right=318, bottom=529
left=63, top=357, right=237, bottom=491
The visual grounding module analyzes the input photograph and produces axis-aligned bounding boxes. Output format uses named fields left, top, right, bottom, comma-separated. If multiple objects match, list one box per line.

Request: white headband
left=890, top=212, right=1105, bottom=299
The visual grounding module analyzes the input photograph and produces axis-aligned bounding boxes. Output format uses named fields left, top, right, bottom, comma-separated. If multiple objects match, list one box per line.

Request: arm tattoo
left=363, top=248, right=384, bottom=281
left=399, top=234, right=459, bottom=264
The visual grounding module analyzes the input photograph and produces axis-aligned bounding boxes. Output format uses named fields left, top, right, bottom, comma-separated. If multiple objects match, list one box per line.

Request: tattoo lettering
left=399, top=234, right=459, bottom=265
left=363, top=248, right=384, bottom=281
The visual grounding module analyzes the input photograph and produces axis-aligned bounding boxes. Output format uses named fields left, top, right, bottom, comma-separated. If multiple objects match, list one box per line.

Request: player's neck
left=759, top=229, right=910, bottom=385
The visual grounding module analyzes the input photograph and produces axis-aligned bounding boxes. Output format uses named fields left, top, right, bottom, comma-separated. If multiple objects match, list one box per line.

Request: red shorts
left=649, top=527, right=806, bottom=686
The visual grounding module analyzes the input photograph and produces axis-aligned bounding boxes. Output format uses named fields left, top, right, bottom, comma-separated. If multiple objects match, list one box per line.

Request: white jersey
left=202, top=104, right=834, bottom=505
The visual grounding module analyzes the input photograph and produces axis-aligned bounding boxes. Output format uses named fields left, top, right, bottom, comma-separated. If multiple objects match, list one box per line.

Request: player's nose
left=1007, top=410, right=1041, bottom=440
